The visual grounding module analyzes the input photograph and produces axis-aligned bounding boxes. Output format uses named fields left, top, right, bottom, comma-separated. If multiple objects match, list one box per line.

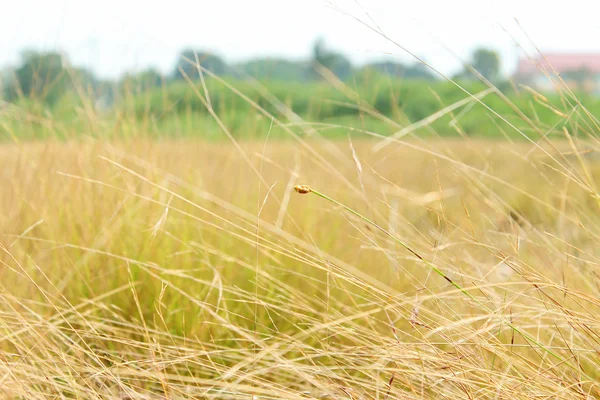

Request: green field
left=1, top=73, right=600, bottom=398
left=3, top=72, right=598, bottom=142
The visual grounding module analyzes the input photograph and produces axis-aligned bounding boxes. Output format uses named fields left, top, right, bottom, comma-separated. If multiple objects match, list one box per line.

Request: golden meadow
left=1, top=66, right=600, bottom=398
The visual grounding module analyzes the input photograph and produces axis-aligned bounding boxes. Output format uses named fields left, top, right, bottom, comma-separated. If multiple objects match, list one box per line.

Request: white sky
left=3, top=0, right=600, bottom=79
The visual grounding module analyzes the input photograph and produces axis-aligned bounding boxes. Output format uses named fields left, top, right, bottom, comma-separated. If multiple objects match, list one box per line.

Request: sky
left=3, top=0, right=600, bottom=79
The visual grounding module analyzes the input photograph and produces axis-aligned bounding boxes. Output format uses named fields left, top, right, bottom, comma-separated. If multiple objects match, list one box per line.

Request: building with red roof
left=515, top=53, right=600, bottom=94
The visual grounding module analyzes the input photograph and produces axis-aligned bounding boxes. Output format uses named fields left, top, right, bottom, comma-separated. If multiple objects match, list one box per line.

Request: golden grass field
left=1, top=131, right=600, bottom=398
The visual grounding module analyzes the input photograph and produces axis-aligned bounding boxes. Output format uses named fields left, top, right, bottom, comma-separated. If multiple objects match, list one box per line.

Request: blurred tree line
left=0, top=38, right=502, bottom=108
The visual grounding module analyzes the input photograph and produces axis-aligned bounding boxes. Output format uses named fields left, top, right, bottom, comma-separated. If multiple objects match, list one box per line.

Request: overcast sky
left=3, top=0, right=600, bottom=79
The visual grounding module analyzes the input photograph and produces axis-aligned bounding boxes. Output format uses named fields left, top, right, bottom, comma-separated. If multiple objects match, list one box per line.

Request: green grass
left=5, top=74, right=599, bottom=141
left=124, top=76, right=600, bottom=138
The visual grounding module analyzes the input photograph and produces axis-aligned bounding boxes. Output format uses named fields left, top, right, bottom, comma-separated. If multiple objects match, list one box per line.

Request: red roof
left=517, top=53, right=600, bottom=75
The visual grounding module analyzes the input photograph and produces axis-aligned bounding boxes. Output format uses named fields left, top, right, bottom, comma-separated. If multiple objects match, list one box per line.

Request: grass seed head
left=294, top=184, right=312, bottom=194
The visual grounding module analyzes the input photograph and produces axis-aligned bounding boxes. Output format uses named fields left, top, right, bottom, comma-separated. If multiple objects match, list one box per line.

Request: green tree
left=0, top=67, right=13, bottom=100
left=362, top=61, right=405, bottom=77
left=10, top=51, right=69, bottom=104
left=312, top=38, right=353, bottom=80
left=471, top=47, right=501, bottom=82
left=403, top=63, right=436, bottom=80
left=234, top=58, right=311, bottom=81
left=6, top=50, right=96, bottom=105
left=362, top=60, right=436, bottom=81
left=121, top=68, right=164, bottom=93
left=453, top=47, right=502, bottom=82
left=172, top=49, right=227, bottom=80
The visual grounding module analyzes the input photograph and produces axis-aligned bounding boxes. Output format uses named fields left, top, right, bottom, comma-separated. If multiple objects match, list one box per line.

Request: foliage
left=120, top=68, right=165, bottom=94
left=3, top=50, right=99, bottom=106
left=172, top=49, right=227, bottom=80
left=6, top=51, right=66, bottom=105
left=362, top=60, right=437, bottom=80
left=232, top=57, right=311, bottom=81
left=2, top=45, right=503, bottom=108
left=312, top=37, right=353, bottom=80
left=4, top=46, right=595, bottom=143
left=455, top=46, right=501, bottom=82
left=108, top=76, right=595, bottom=140
left=472, top=47, right=501, bottom=81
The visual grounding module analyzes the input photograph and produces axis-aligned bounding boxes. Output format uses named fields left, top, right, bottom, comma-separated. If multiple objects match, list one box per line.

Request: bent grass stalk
left=293, top=184, right=574, bottom=370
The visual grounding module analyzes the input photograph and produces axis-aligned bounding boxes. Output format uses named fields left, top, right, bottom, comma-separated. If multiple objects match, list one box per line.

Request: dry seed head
left=294, top=185, right=312, bottom=194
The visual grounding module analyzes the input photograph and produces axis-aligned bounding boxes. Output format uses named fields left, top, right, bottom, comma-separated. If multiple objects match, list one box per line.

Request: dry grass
left=1, top=131, right=600, bottom=398
left=2, top=38, right=600, bottom=397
